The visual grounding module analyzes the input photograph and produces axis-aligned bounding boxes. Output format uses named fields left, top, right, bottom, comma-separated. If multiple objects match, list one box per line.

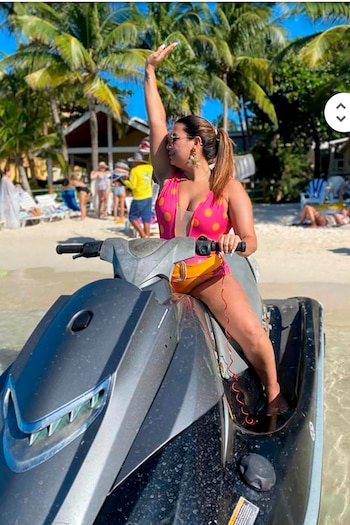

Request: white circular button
left=324, top=93, right=350, bottom=132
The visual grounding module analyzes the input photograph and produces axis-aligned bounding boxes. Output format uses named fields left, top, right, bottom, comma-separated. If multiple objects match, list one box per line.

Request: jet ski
left=0, top=236, right=324, bottom=525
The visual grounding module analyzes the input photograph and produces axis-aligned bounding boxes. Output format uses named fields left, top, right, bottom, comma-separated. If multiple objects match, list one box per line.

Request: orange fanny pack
left=172, top=254, right=223, bottom=282
left=171, top=254, right=225, bottom=294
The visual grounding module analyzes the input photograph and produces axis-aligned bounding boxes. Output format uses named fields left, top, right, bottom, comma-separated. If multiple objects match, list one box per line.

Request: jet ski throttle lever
left=195, top=236, right=246, bottom=256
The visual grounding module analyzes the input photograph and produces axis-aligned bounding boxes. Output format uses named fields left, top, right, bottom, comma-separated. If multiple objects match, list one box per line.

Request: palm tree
left=0, top=68, right=58, bottom=193
left=198, top=2, right=287, bottom=132
left=129, top=2, right=213, bottom=120
left=272, top=2, right=350, bottom=69
left=6, top=2, right=149, bottom=170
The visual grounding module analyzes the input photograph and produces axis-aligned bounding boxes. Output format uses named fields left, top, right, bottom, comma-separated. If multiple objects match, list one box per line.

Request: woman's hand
left=146, top=42, right=178, bottom=69
left=218, top=233, right=242, bottom=254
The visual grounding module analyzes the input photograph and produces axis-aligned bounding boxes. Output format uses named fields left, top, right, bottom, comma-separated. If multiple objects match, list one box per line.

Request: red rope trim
left=220, top=276, right=256, bottom=426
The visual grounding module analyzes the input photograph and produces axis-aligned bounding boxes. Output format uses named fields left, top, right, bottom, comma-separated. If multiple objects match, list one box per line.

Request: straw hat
left=98, top=161, right=108, bottom=168
left=127, top=152, right=147, bottom=164
left=113, top=160, right=130, bottom=179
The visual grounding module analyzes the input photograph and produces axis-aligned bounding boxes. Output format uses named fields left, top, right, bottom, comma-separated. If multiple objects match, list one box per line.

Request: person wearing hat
left=138, top=136, right=151, bottom=156
left=111, top=160, right=129, bottom=223
left=123, top=152, right=153, bottom=238
left=90, top=161, right=111, bottom=218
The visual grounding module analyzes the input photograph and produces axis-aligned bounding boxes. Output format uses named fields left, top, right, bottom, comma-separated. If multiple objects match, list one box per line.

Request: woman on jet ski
left=144, top=43, right=285, bottom=415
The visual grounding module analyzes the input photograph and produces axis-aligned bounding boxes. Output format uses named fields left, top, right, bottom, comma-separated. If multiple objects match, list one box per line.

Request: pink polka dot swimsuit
left=155, top=175, right=231, bottom=274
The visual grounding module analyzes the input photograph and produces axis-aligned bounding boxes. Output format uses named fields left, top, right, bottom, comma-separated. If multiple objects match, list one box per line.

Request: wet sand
left=0, top=205, right=349, bottom=524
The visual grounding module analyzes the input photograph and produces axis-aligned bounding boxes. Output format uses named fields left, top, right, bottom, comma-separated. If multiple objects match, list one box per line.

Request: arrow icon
left=324, top=93, right=350, bottom=132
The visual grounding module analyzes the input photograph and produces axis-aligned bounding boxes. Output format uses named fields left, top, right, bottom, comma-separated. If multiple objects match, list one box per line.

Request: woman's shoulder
left=224, top=177, right=246, bottom=194
left=157, top=171, right=182, bottom=188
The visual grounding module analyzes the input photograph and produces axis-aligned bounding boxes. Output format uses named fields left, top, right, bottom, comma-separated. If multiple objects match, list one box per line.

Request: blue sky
left=0, top=3, right=340, bottom=122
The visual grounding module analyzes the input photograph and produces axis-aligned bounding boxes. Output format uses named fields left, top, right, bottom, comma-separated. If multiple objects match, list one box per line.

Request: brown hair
left=176, top=115, right=235, bottom=199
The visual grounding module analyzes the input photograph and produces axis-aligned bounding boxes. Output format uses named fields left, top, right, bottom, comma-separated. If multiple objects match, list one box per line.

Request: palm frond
left=83, top=76, right=122, bottom=120
left=299, top=25, right=350, bottom=66
left=12, top=14, right=60, bottom=44
left=25, top=67, right=78, bottom=89
left=54, top=34, right=95, bottom=70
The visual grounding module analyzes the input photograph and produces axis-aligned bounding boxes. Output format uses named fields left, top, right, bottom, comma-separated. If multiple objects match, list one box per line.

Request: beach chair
left=300, top=178, right=327, bottom=209
left=35, top=193, right=67, bottom=221
left=325, top=175, right=345, bottom=203
left=18, top=191, right=47, bottom=227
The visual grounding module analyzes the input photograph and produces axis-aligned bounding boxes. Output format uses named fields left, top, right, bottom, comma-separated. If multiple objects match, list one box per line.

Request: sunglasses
left=167, top=134, right=193, bottom=146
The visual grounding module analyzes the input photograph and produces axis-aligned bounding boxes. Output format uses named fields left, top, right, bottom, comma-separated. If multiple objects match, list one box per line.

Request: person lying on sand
left=293, top=204, right=350, bottom=228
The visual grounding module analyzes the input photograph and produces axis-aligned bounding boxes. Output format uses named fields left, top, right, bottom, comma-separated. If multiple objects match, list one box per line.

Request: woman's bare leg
left=191, top=274, right=281, bottom=405
left=297, top=204, right=327, bottom=227
left=113, top=195, right=119, bottom=220
left=79, top=193, right=88, bottom=220
left=119, top=194, right=125, bottom=220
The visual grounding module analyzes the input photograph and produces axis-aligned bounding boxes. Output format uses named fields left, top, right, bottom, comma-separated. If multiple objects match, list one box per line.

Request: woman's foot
left=266, top=391, right=289, bottom=416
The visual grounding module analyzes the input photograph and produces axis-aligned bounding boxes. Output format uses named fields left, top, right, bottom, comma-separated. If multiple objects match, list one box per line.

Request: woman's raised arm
left=144, top=43, right=178, bottom=184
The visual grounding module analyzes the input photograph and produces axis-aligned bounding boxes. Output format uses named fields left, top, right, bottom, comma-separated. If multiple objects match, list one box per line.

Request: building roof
left=63, top=106, right=149, bottom=149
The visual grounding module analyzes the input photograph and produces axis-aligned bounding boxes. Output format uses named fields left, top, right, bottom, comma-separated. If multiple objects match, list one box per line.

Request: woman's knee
left=231, top=311, right=263, bottom=346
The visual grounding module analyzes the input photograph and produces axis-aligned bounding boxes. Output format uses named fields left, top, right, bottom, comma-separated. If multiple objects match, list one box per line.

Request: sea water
left=0, top=270, right=349, bottom=525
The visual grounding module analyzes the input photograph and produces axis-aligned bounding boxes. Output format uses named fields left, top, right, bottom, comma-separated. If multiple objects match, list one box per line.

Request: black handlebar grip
left=236, top=241, right=246, bottom=253
left=209, top=240, right=246, bottom=253
left=56, top=244, right=83, bottom=255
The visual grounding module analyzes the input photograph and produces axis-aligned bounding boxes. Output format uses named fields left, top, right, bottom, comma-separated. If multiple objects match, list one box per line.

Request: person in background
left=61, top=177, right=80, bottom=213
left=293, top=203, right=350, bottom=227
left=69, top=173, right=90, bottom=220
left=0, top=168, right=20, bottom=229
left=123, top=152, right=153, bottom=238
left=90, top=161, right=111, bottom=218
left=138, top=136, right=151, bottom=157
left=112, top=161, right=129, bottom=223
left=144, top=42, right=286, bottom=416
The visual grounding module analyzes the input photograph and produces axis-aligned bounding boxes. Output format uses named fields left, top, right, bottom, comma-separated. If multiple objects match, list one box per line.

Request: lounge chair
left=18, top=191, right=47, bottom=227
left=35, top=193, right=67, bottom=220
left=325, top=175, right=345, bottom=203
left=299, top=178, right=327, bottom=209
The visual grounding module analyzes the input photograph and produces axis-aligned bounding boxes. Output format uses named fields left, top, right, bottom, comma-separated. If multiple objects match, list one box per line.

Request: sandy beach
left=0, top=202, right=349, bottom=524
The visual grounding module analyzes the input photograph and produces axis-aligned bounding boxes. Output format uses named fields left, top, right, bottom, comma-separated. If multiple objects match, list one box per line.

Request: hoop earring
left=187, top=147, right=200, bottom=168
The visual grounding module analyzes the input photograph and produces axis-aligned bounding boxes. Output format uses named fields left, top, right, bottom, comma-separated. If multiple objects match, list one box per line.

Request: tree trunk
left=27, top=155, right=36, bottom=182
left=313, top=135, right=321, bottom=178
left=222, top=72, right=228, bottom=132
left=49, top=91, right=69, bottom=170
left=88, top=97, right=99, bottom=172
left=16, top=158, right=32, bottom=195
left=242, top=98, right=251, bottom=150
left=237, top=106, right=247, bottom=152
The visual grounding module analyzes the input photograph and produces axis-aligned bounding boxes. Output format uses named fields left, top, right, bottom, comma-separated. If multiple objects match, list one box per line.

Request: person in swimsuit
left=90, top=161, right=111, bottom=218
left=69, top=173, right=90, bottom=220
left=294, top=203, right=350, bottom=227
left=144, top=43, right=286, bottom=416
left=112, top=161, right=129, bottom=223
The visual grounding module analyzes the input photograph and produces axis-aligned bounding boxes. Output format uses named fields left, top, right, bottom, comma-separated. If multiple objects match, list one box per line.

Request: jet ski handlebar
left=56, top=236, right=246, bottom=259
left=56, top=241, right=103, bottom=259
